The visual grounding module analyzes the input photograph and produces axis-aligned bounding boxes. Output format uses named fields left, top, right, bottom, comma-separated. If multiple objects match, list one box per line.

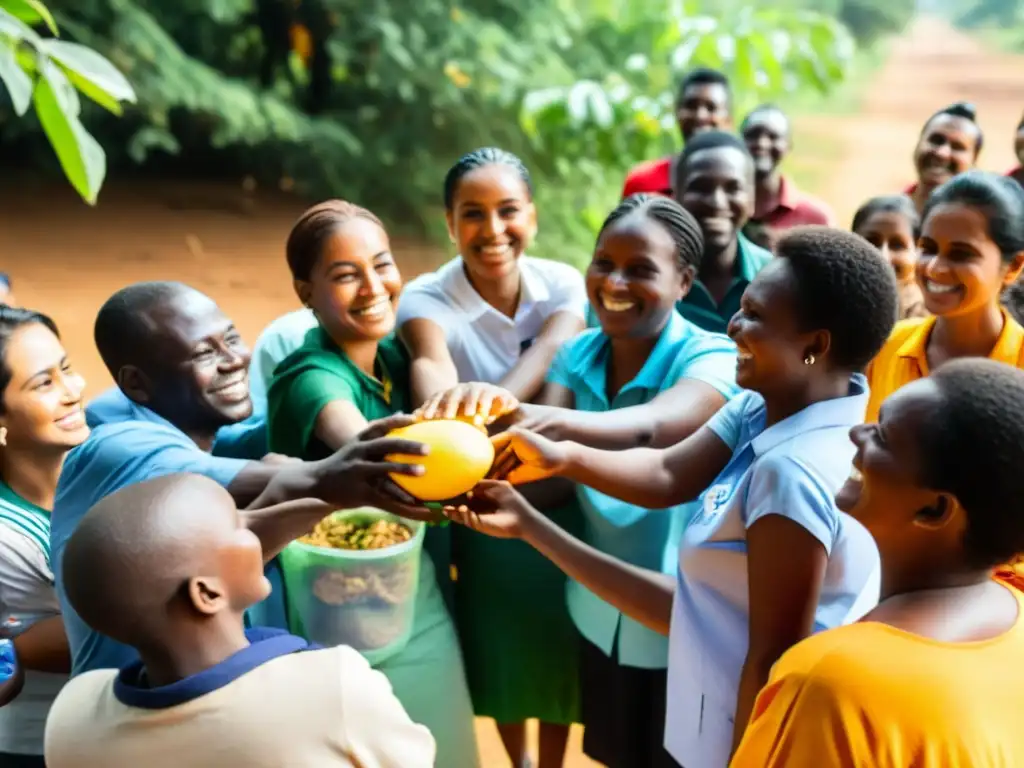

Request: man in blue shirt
left=53, top=281, right=431, bottom=676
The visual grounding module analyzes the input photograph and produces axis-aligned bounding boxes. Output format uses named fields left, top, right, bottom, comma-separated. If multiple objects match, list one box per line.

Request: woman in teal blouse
left=265, top=200, right=481, bottom=767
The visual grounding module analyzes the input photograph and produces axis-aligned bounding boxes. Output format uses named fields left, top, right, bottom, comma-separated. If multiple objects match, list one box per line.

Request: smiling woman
left=865, top=171, right=1024, bottom=422
left=0, top=306, right=89, bottom=766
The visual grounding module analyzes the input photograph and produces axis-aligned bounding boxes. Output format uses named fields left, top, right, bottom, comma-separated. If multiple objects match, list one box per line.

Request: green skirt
left=452, top=500, right=584, bottom=725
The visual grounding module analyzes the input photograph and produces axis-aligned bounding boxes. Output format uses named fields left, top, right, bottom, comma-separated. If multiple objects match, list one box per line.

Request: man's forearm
left=242, top=498, right=332, bottom=561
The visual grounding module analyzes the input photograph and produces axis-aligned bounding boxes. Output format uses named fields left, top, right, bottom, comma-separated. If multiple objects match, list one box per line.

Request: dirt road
left=1, top=17, right=1021, bottom=768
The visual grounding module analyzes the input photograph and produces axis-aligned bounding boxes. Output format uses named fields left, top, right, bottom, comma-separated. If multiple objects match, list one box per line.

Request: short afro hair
left=675, top=67, right=731, bottom=107
left=913, top=359, right=1024, bottom=569
left=677, top=129, right=752, bottom=173
left=775, top=226, right=899, bottom=370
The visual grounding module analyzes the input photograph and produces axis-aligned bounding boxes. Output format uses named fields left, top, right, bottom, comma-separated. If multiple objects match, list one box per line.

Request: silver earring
left=0, top=427, right=7, bottom=447
left=804, top=354, right=815, bottom=366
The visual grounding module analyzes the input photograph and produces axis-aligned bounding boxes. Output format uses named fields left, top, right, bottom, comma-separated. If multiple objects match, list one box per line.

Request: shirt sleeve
left=731, top=657, right=871, bottom=767
left=664, top=336, right=739, bottom=400
left=704, top=391, right=751, bottom=451
left=395, top=282, right=452, bottom=328
left=744, top=452, right=839, bottom=552
left=0, top=526, right=54, bottom=632
left=337, top=646, right=437, bottom=767
left=273, top=368, right=359, bottom=456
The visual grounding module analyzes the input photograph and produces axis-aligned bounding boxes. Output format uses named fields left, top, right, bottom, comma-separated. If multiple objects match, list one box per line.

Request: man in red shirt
left=739, top=104, right=834, bottom=249
left=622, top=68, right=732, bottom=198
left=904, top=102, right=983, bottom=214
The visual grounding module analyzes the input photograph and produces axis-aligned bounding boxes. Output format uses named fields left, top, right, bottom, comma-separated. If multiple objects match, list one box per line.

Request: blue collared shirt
left=664, top=375, right=881, bottom=768
left=53, top=394, right=258, bottom=675
left=547, top=311, right=739, bottom=669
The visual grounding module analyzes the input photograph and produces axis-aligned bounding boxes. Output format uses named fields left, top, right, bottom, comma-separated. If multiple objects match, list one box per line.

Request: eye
left=192, top=345, right=215, bottom=361
left=461, top=209, right=483, bottom=220
left=332, top=272, right=358, bottom=283
left=33, top=376, right=54, bottom=391
left=499, top=206, right=520, bottom=218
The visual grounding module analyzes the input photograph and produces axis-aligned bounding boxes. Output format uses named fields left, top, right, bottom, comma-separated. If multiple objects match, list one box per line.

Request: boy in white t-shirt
left=44, top=473, right=435, bottom=768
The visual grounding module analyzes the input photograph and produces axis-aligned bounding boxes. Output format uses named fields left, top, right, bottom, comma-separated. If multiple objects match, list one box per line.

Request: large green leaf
left=33, top=59, right=106, bottom=204
left=0, top=40, right=31, bottom=114
left=0, top=0, right=57, bottom=35
left=0, top=6, right=40, bottom=44
left=39, top=38, right=136, bottom=114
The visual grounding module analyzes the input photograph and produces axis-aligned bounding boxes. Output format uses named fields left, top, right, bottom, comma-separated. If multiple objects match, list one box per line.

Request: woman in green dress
left=265, top=200, right=482, bottom=768
left=397, top=148, right=586, bottom=767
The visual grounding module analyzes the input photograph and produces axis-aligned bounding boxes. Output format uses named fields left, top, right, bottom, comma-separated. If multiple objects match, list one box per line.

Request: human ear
left=117, top=366, right=152, bottom=405
left=293, top=279, right=313, bottom=308
left=187, top=576, right=227, bottom=616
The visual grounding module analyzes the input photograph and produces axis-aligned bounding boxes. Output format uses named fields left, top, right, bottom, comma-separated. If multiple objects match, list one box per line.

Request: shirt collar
left=735, top=233, right=765, bottom=282
left=113, top=628, right=318, bottom=710
left=770, top=175, right=798, bottom=213
left=750, top=374, right=868, bottom=456
left=576, top=311, right=692, bottom=402
left=86, top=387, right=182, bottom=434
left=895, top=309, right=1024, bottom=374
left=447, top=256, right=547, bottom=322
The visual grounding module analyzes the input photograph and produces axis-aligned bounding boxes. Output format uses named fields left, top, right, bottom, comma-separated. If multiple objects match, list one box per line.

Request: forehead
left=922, top=202, right=991, bottom=242
left=742, top=109, right=788, bottom=136
left=3, top=323, right=64, bottom=381
left=859, top=210, right=912, bottom=234
left=744, top=257, right=792, bottom=303
left=143, top=292, right=232, bottom=349
left=454, top=165, right=530, bottom=206
left=681, top=147, right=751, bottom=183
left=879, top=376, right=940, bottom=432
left=922, top=114, right=978, bottom=144
left=320, top=217, right=390, bottom=264
left=681, top=82, right=729, bottom=106
left=596, top=214, right=676, bottom=258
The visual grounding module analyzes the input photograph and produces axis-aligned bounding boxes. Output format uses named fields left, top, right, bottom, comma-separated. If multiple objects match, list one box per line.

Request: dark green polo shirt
left=676, top=233, right=773, bottom=334
left=266, top=326, right=411, bottom=460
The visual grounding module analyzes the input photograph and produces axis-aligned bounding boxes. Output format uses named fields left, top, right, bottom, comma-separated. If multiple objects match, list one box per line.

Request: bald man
left=52, top=281, right=435, bottom=676
left=44, top=474, right=435, bottom=768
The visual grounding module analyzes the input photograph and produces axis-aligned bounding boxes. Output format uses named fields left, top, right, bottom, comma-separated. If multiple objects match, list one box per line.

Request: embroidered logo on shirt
left=692, top=484, right=731, bottom=526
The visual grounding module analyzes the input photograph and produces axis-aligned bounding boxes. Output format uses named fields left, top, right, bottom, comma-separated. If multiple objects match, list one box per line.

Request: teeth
left=480, top=244, right=511, bottom=256
left=736, top=351, right=753, bottom=362
left=353, top=298, right=391, bottom=317
left=924, top=279, right=959, bottom=294
left=599, top=293, right=636, bottom=312
left=848, top=467, right=863, bottom=482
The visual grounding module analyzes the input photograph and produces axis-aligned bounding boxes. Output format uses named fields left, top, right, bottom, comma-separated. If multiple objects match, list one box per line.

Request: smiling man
left=672, top=131, right=772, bottom=334
left=622, top=68, right=733, bottom=198
left=906, top=102, right=983, bottom=215
left=50, top=281, right=432, bottom=677
left=740, top=105, right=834, bottom=248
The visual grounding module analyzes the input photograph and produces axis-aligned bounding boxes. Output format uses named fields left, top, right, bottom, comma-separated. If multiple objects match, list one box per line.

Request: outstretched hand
left=416, top=383, right=519, bottom=427
left=442, top=480, right=541, bottom=539
left=487, top=427, right=572, bottom=485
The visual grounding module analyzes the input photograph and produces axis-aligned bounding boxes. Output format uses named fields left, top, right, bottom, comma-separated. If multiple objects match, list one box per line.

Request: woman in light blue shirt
left=504, top=194, right=738, bottom=768
left=452, top=226, right=900, bottom=768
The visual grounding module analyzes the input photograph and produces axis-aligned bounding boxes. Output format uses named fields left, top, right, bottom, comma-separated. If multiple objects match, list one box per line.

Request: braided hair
left=598, top=194, right=705, bottom=271
left=286, top=200, right=385, bottom=281
left=443, top=148, right=533, bottom=210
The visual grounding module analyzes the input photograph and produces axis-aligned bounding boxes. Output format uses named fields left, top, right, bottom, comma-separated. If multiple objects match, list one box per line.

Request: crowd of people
left=0, top=65, right=1023, bottom=768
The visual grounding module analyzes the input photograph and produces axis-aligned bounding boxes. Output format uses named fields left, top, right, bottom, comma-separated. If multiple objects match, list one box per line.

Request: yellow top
left=731, top=575, right=1024, bottom=768
left=865, top=309, right=1024, bottom=422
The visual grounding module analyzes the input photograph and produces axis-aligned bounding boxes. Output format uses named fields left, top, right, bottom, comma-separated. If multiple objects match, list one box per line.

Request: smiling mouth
left=351, top=297, right=392, bottom=319
left=54, top=408, right=86, bottom=430
left=211, top=379, right=249, bottom=401
left=922, top=278, right=962, bottom=296
left=477, top=243, right=514, bottom=259
left=599, top=292, right=637, bottom=313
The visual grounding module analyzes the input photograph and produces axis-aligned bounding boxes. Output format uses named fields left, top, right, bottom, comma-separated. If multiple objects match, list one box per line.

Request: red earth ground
left=1, top=17, right=1022, bottom=768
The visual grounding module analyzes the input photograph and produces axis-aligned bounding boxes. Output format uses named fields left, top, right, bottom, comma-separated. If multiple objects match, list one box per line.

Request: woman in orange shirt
left=865, top=171, right=1024, bottom=421
left=733, top=358, right=1024, bottom=767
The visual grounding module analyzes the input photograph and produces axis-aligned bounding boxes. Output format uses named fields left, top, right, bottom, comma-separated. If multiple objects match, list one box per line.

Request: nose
left=602, top=270, right=628, bottom=294
left=482, top=211, right=505, bottom=239
left=358, top=266, right=386, bottom=296
left=726, top=311, right=743, bottom=340
left=217, top=341, right=248, bottom=371
left=59, top=371, right=86, bottom=402
left=933, top=142, right=952, bottom=160
left=849, top=423, right=869, bottom=447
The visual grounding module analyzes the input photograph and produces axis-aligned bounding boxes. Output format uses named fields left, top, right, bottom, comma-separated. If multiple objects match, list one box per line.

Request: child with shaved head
left=44, top=473, right=436, bottom=768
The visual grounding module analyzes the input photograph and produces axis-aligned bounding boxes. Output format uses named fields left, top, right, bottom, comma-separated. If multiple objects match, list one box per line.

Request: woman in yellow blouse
left=865, top=171, right=1024, bottom=421
left=733, top=358, right=1024, bottom=767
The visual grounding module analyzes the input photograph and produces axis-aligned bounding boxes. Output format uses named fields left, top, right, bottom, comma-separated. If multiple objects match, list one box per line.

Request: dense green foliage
left=0, top=0, right=911, bottom=258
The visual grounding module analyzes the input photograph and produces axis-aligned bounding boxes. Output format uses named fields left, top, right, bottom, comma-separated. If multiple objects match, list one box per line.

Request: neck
left=763, top=370, right=851, bottom=428
left=878, top=561, right=993, bottom=603
left=607, top=333, right=660, bottom=396
left=182, top=426, right=218, bottom=453
left=700, top=238, right=739, bottom=283
left=911, top=181, right=936, bottom=215
left=464, top=262, right=521, bottom=319
left=931, top=303, right=1005, bottom=360
left=754, top=173, right=782, bottom=219
left=0, top=447, right=65, bottom=510
left=331, top=333, right=379, bottom=378
left=140, top=399, right=219, bottom=452
left=138, top=618, right=250, bottom=689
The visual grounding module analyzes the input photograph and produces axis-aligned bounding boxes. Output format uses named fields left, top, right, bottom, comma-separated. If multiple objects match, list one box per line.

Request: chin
left=217, top=398, right=254, bottom=425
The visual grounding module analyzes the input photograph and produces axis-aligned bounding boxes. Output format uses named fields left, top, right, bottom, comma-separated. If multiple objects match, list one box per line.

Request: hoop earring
left=804, top=354, right=815, bottom=366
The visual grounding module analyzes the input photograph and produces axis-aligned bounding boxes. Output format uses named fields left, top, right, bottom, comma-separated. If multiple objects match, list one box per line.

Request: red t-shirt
left=622, top=157, right=673, bottom=198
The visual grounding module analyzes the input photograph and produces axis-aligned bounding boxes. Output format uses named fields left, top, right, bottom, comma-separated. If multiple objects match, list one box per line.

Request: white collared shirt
left=396, top=256, right=586, bottom=384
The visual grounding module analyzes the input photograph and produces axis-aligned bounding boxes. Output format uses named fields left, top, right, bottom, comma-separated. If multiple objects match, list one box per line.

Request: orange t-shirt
left=865, top=308, right=1024, bottom=422
left=731, top=576, right=1024, bottom=768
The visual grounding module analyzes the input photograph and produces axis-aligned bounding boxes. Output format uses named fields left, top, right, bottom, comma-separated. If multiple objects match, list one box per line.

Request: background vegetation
left=1, top=0, right=916, bottom=265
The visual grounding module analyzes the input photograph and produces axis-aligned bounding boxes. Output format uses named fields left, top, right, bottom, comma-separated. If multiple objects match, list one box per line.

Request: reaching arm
left=562, top=424, right=733, bottom=508
left=12, top=617, right=70, bottom=674
left=399, top=318, right=461, bottom=406
left=497, top=311, right=584, bottom=402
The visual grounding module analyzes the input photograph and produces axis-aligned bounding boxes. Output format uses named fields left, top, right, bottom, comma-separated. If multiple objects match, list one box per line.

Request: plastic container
left=279, top=508, right=424, bottom=664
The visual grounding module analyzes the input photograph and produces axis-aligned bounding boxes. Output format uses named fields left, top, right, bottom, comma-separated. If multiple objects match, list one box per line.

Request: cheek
left=4, top=394, right=58, bottom=438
